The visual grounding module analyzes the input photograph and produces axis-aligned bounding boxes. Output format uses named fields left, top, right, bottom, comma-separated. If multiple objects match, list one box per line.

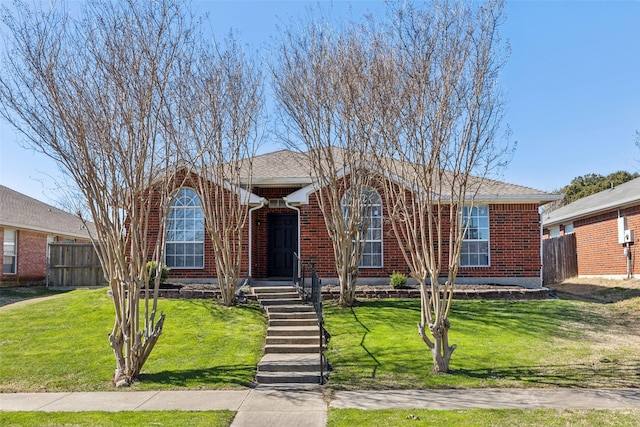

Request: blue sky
left=1, top=0, right=639, bottom=206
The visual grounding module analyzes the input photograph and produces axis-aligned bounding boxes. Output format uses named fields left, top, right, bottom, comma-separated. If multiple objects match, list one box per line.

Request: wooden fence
left=542, top=233, right=578, bottom=285
left=48, top=242, right=106, bottom=288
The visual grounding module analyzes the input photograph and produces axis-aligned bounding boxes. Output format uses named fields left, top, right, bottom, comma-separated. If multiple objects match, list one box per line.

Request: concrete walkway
left=2, top=387, right=640, bottom=426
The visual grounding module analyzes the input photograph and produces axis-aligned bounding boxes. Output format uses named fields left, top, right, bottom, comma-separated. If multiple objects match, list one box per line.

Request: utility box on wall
left=624, top=229, right=635, bottom=245
left=618, top=217, right=628, bottom=244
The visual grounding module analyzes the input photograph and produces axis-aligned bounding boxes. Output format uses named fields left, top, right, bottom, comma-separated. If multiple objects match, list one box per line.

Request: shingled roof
left=247, top=149, right=559, bottom=204
left=543, top=177, right=640, bottom=227
left=0, top=185, right=94, bottom=239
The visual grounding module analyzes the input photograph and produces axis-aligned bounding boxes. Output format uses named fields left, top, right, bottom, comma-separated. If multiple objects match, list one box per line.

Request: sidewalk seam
left=134, top=390, right=161, bottom=410
left=36, top=392, right=73, bottom=411
left=235, top=388, right=253, bottom=411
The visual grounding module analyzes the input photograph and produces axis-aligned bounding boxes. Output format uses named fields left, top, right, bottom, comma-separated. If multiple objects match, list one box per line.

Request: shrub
left=389, top=271, right=407, bottom=289
left=146, top=261, right=169, bottom=287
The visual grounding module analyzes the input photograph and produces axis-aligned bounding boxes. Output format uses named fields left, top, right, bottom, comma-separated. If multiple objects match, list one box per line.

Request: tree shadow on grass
left=551, top=285, right=640, bottom=303
left=451, top=299, right=607, bottom=340
left=453, top=359, right=640, bottom=388
left=139, top=364, right=257, bottom=388
left=182, top=299, right=266, bottom=318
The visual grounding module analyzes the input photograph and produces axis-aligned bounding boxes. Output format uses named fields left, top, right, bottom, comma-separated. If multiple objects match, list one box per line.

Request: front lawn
left=0, top=411, right=235, bottom=427
left=328, top=409, right=640, bottom=427
left=324, top=297, right=640, bottom=389
left=0, top=289, right=267, bottom=392
left=2, top=287, right=639, bottom=392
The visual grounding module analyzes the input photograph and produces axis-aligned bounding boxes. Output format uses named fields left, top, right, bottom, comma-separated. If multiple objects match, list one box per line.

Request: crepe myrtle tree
left=177, top=35, right=264, bottom=306
left=272, top=16, right=388, bottom=307
left=373, top=0, right=512, bottom=372
left=0, top=0, right=205, bottom=386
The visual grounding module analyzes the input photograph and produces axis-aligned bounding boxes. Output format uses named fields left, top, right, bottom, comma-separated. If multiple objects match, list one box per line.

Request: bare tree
left=178, top=35, right=264, bottom=306
left=373, top=0, right=510, bottom=372
left=272, top=17, right=386, bottom=307
left=0, top=0, right=198, bottom=386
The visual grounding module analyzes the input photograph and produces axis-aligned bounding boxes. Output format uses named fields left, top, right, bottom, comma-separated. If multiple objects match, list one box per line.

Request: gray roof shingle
left=543, top=177, right=640, bottom=227
left=247, top=149, right=559, bottom=204
left=0, top=185, right=94, bottom=239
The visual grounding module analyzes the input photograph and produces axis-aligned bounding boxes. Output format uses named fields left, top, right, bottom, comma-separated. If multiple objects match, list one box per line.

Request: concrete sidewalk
left=0, top=387, right=327, bottom=427
left=2, top=387, right=640, bottom=427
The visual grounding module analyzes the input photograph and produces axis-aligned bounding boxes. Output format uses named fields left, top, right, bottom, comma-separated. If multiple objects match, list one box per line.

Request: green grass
left=324, top=298, right=640, bottom=389
left=3, top=289, right=640, bottom=393
left=0, top=411, right=235, bottom=427
left=0, top=285, right=65, bottom=304
left=328, top=409, right=640, bottom=427
left=0, top=288, right=267, bottom=392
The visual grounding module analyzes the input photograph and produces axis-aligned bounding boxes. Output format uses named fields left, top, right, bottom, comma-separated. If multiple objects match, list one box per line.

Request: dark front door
left=267, top=214, right=298, bottom=277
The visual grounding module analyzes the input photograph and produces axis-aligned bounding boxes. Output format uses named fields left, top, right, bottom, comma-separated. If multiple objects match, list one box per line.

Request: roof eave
left=474, top=194, right=563, bottom=205
left=543, top=197, right=640, bottom=227
left=0, top=221, right=92, bottom=240
left=243, top=177, right=313, bottom=188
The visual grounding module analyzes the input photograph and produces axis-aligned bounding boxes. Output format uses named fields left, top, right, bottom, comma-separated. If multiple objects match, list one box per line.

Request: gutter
left=247, top=198, right=266, bottom=278
left=284, top=197, right=301, bottom=279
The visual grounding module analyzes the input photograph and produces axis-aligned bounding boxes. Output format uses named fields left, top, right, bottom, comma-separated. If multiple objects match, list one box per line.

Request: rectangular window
left=460, top=206, right=490, bottom=267
left=360, top=204, right=383, bottom=268
left=564, top=223, right=574, bottom=234
left=549, top=226, right=560, bottom=238
left=3, top=228, right=17, bottom=274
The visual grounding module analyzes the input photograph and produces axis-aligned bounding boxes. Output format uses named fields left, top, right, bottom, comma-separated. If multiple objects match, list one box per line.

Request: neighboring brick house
left=542, top=177, right=640, bottom=278
left=159, top=150, right=560, bottom=288
left=0, top=185, right=94, bottom=284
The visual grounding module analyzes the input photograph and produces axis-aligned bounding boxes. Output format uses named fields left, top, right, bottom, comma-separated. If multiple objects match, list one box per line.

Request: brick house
left=542, top=177, right=640, bottom=278
left=0, top=185, right=94, bottom=284
left=160, top=150, right=560, bottom=288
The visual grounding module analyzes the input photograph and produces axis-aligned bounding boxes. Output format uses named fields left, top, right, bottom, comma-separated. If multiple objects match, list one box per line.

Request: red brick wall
left=457, top=204, right=542, bottom=279
left=146, top=171, right=252, bottom=281
left=1, top=228, right=49, bottom=283
left=297, top=196, right=542, bottom=281
left=297, top=191, right=408, bottom=278
left=16, top=230, right=49, bottom=281
left=573, top=205, right=640, bottom=276
left=145, top=176, right=544, bottom=283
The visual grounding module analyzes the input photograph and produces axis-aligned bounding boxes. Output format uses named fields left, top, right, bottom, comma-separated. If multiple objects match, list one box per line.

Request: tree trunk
left=108, top=284, right=166, bottom=387
left=338, top=272, right=357, bottom=307
left=418, top=318, right=456, bottom=373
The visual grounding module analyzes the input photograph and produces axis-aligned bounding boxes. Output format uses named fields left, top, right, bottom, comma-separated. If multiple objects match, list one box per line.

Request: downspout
left=284, top=198, right=301, bottom=279
left=539, top=206, right=544, bottom=288
left=247, top=198, right=266, bottom=279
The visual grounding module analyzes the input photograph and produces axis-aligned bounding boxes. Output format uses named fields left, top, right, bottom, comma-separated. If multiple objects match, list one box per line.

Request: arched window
left=165, top=188, right=205, bottom=269
left=342, top=187, right=383, bottom=268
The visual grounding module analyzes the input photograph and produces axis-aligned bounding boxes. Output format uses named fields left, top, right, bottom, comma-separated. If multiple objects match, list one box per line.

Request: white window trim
left=3, top=228, right=17, bottom=275
left=165, top=188, right=205, bottom=270
left=460, top=206, right=491, bottom=268
left=341, top=187, right=384, bottom=269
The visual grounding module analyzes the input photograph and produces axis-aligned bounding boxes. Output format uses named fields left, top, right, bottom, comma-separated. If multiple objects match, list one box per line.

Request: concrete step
left=266, top=336, right=320, bottom=345
left=253, top=286, right=297, bottom=294
left=266, top=305, right=315, bottom=314
left=264, top=344, right=319, bottom=354
left=255, top=292, right=300, bottom=300
left=255, top=371, right=322, bottom=384
left=269, top=311, right=317, bottom=320
left=260, top=299, right=304, bottom=306
left=269, top=319, right=318, bottom=327
left=258, top=353, right=322, bottom=372
left=267, top=326, right=319, bottom=336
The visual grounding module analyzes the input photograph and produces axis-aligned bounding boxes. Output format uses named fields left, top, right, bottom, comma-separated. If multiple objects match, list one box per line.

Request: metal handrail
left=292, top=252, right=329, bottom=384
